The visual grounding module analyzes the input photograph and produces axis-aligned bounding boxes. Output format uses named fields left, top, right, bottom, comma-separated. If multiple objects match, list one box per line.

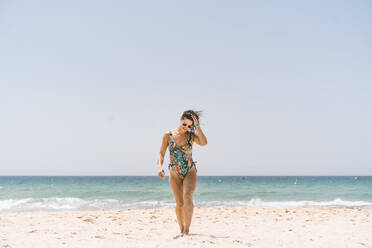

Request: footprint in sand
left=107, top=216, right=118, bottom=221
left=233, top=239, right=243, bottom=244
left=83, top=218, right=95, bottom=223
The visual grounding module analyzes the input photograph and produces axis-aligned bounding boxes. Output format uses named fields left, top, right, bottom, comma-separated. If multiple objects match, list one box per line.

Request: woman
left=156, top=110, right=208, bottom=235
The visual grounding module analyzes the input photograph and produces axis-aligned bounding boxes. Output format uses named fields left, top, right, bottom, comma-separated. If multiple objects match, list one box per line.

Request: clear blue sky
left=0, top=0, right=371, bottom=176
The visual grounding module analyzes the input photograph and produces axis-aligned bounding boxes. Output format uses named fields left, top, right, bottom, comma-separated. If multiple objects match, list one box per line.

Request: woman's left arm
left=194, top=126, right=208, bottom=146
left=191, top=113, right=207, bottom=146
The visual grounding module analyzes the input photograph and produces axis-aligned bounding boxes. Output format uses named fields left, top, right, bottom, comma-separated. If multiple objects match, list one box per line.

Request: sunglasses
left=182, top=123, right=193, bottom=128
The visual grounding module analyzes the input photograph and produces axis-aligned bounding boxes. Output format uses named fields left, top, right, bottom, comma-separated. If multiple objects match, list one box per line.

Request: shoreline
left=1, top=206, right=371, bottom=248
left=1, top=204, right=371, bottom=213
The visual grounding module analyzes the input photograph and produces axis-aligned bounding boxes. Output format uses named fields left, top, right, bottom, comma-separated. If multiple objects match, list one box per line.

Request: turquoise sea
left=0, top=176, right=371, bottom=212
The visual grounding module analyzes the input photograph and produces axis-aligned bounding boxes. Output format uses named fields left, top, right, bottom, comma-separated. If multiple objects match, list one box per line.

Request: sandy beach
left=0, top=206, right=371, bottom=248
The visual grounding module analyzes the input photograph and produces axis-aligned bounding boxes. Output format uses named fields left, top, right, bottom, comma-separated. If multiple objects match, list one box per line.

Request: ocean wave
left=0, top=198, right=176, bottom=212
left=196, top=198, right=372, bottom=208
left=0, top=197, right=371, bottom=212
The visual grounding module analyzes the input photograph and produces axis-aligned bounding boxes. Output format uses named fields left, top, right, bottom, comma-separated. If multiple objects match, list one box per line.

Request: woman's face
left=179, top=118, right=193, bottom=132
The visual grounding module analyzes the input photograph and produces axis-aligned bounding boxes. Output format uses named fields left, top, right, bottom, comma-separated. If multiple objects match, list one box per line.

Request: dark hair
left=180, top=109, right=203, bottom=133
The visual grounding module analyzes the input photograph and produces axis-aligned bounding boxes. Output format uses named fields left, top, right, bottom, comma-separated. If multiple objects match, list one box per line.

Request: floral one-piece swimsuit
left=168, top=130, right=197, bottom=179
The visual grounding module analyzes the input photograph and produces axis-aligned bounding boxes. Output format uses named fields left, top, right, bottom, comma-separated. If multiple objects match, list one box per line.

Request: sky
left=0, top=0, right=371, bottom=176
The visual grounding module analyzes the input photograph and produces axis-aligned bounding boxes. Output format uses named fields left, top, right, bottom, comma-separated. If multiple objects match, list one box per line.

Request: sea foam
left=0, top=197, right=371, bottom=212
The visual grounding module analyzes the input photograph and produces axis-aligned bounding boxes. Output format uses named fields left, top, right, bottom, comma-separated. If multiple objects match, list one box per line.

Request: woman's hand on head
left=191, top=114, right=199, bottom=126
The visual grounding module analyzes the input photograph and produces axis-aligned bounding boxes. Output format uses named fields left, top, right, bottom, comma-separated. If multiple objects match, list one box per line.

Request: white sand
left=0, top=206, right=371, bottom=248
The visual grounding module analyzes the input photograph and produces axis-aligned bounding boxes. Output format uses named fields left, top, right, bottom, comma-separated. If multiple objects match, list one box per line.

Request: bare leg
left=183, top=166, right=197, bottom=235
left=169, top=168, right=185, bottom=234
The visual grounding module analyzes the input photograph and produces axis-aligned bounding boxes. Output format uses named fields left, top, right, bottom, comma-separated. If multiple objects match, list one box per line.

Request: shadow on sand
left=173, top=233, right=230, bottom=240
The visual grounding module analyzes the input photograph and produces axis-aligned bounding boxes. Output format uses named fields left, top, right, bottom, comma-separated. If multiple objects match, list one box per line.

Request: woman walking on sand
left=156, top=110, right=208, bottom=235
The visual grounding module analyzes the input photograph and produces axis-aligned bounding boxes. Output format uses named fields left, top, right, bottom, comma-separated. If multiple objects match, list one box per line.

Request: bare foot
left=180, top=226, right=185, bottom=235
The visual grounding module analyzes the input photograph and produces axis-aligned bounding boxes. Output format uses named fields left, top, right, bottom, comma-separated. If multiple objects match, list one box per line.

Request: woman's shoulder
left=161, top=131, right=171, bottom=147
left=162, top=130, right=172, bottom=140
left=164, top=129, right=176, bottom=140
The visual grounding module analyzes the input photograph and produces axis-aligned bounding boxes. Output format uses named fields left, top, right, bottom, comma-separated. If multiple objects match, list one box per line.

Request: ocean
left=0, top=176, right=371, bottom=212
